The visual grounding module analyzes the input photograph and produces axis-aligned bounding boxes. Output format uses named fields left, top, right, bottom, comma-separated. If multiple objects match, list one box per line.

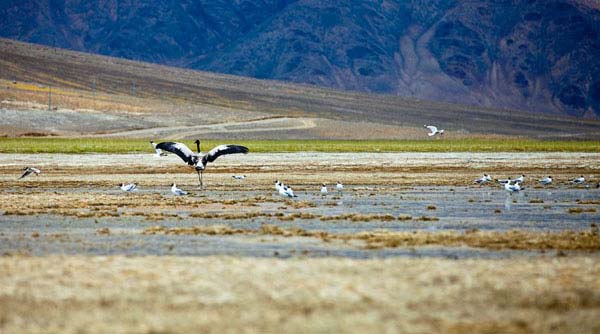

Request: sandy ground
left=1, top=152, right=599, bottom=333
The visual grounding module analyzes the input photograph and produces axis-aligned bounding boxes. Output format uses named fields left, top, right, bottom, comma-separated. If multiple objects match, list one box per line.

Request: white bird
left=538, top=176, right=553, bottom=186
left=278, top=185, right=289, bottom=197
left=280, top=185, right=297, bottom=198
left=497, top=177, right=511, bottom=184
left=424, top=125, right=445, bottom=137
left=19, top=167, right=41, bottom=179
left=571, top=176, right=585, bottom=184
left=504, top=181, right=523, bottom=193
left=151, top=140, right=249, bottom=187
left=232, top=175, right=246, bottom=180
left=170, top=183, right=188, bottom=196
left=320, top=183, right=328, bottom=196
left=474, top=174, right=491, bottom=184
left=150, top=141, right=168, bottom=157
left=275, top=180, right=283, bottom=192
left=119, top=183, right=138, bottom=192
left=336, top=181, right=344, bottom=194
left=514, top=175, right=525, bottom=184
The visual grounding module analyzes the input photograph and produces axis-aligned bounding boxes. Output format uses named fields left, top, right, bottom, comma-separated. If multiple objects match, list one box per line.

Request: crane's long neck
left=195, top=140, right=201, bottom=155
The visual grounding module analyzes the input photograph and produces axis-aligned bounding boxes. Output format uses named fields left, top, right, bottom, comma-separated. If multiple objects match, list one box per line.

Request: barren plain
left=1, top=152, right=599, bottom=333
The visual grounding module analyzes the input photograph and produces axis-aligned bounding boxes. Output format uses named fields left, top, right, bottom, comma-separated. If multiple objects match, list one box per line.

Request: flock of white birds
left=473, top=173, right=596, bottom=193
left=15, top=131, right=599, bottom=197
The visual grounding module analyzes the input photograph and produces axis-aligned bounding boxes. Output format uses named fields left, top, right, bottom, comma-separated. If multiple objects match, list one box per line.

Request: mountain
left=1, top=0, right=599, bottom=118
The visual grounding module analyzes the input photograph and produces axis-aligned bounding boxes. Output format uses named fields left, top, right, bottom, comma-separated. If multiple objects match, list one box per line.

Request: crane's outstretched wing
left=155, top=142, right=197, bottom=165
left=202, top=145, right=249, bottom=165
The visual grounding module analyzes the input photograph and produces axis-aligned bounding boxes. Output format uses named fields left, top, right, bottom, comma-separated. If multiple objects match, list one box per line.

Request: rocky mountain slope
left=1, top=0, right=599, bottom=118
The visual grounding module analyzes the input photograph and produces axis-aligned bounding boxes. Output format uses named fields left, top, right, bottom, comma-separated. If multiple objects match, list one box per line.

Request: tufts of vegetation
left=568, top=207, right=597, bottom=214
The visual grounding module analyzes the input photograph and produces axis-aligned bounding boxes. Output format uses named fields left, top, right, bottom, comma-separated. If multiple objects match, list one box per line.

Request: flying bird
left=19, top=167, right=41, bottom=179
left=514, top=175, right=525, bottom=184
left=150, top=140, right=249, bottom=187
left=424, top=125, right=444, bottom=137
left=119, top=183, right=138, bottom=192
left=538, top=176, right=553, bottom=186
left=170, top=183, right=188, bottom=196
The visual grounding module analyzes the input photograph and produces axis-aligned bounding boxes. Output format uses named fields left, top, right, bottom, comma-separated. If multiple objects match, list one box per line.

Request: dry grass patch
left=576, top=199, right=600, bottom=205
left=142, top=225, right=249, bottom=236
left=319, top=213, right=397, bottom=222
left=415, top=216, right=440, bottom=221
left=140, top=225, right=600, bottom=251
left=567, top=207, right=596, bottom=214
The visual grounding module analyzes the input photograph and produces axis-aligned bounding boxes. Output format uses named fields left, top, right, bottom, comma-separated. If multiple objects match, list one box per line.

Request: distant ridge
left=1, top=0, right=598, bottom=118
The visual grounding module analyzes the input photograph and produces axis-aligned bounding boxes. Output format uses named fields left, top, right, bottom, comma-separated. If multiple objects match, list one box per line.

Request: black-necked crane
left=149, top=140, right=249, bottom=188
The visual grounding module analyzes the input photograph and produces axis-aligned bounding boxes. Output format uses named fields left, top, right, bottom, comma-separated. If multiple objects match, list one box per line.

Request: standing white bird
left=119, top=183, right=138, bottom=192
left=474, top=174, right=491, bottom=184
left=170, top=183, right=188, bottom=196
left=514, top=175, right=525, bottom=184
left=19, top=167, right=41, bottom=179
left=571, top=176, right=585, bottom=184
left=538, top=176, right=553, bottom=186
left=504, top=181, right=523, bottom=193
left=424, top=125, right=444, bottom=137
left=320, top=183, right=328, bottom=196
left=151, top=140, right=249, bottom=187
left=278, top=184, right=289, bottom=197
left=283, top=185, right=297, bottom=198
left=336, top=181, right=344, bottom=194
left=232, top=175, right=246, bottom=180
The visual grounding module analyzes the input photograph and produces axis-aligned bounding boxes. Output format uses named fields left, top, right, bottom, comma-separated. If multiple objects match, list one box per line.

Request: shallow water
left=1, top=185, right=598, bottom=258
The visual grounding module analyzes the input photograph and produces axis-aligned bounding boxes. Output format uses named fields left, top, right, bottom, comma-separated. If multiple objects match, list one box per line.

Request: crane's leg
left=197, top=170, right=203, bottom=189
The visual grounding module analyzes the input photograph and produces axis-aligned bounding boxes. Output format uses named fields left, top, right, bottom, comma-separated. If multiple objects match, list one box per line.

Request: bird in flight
left=19, top=167, right=41, bottom=179
left=424, top=125, right=444, bottom=137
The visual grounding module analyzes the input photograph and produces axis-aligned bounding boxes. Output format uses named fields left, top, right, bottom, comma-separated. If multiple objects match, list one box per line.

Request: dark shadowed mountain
left=1, top=0, right=599, bottom=118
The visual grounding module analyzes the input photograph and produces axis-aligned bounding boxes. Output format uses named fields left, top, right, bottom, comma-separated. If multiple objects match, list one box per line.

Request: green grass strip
left=0, top=138, right=599, bottom=153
